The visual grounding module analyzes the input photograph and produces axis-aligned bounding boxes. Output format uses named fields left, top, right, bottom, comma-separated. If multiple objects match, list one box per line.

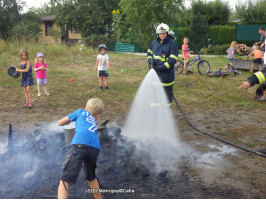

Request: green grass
left=0, top=41, right=264, bottom=122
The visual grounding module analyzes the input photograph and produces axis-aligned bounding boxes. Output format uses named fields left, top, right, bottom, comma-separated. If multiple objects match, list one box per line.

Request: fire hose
left=172, top=95, right=266, bottom=158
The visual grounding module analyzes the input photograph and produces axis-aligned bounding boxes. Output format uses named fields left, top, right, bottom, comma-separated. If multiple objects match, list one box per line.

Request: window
left=45, top=22, right=53, bottom=36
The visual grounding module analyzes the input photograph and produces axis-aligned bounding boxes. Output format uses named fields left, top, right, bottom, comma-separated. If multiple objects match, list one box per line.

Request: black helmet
left=99, top=44, right=107, bottom=50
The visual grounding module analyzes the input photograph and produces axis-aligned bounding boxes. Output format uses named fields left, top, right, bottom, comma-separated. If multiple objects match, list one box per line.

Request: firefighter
left=239, top=67, right=266, bottom=101
left=147, top=23, right=179, bottom=106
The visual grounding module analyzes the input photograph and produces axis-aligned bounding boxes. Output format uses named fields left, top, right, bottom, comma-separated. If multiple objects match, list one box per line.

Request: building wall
left=68, top=30, right=82, bottom=40
left=39, top=21, right=82, bottom=44
left=39, top=22, right=61, bottom=44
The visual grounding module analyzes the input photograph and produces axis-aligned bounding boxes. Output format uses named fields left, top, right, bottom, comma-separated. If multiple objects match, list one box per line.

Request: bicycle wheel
left=206, top=71, right=221, bottom=77
left=197, top=60, right=210, bottom=75
left=174, top=60, right=184, bottom=74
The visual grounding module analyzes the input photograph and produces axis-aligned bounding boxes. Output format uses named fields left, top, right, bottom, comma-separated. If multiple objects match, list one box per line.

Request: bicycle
left=174, top=52, right=210, bottom=75
left=205, top=63, right=241, bottom=77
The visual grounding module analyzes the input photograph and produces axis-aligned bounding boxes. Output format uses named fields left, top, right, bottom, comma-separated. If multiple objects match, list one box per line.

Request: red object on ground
left=71, top=79, right=75, bottom=82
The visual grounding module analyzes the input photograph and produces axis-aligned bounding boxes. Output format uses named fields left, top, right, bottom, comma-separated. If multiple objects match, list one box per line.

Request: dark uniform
left=246, top=67, right=266, bottom=100
left=147, top=36, right=178, bottom=105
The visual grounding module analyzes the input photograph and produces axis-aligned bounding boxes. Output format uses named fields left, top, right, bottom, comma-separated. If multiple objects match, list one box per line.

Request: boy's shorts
left=253, top=58, right=262, bottom=64
left=98, top=70, right=108, bottom=77
left=36, top=78, right=47, bottom=85
left=60, top=144, right=99, bottom=184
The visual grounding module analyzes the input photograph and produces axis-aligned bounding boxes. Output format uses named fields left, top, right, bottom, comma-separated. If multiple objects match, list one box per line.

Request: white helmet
left=156, top=23, right=169, bottom=34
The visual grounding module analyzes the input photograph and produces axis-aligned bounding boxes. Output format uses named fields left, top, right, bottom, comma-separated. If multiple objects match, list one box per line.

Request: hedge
left=208, top=25, right=235, bottom=45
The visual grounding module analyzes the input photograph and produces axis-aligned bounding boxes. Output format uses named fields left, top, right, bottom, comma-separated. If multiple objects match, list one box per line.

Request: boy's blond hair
left=230, top=41, right=237, bottom=49
left=183, top=37, right=189, bottom=42
left=252, top=44, right=259, bottom=50
left=85, top=98, right=104, bottom=116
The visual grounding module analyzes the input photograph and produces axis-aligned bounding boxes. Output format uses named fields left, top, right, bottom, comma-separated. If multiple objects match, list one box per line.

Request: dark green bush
left=208, top=25, right=235, bottom=45
left=201, top=44, right=229, bottom=55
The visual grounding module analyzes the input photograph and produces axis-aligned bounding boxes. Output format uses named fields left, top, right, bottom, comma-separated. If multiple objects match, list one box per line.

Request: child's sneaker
left=99, top=86, right=103, bottom=91
left=27, top=102, right=34, bottom=108
left=24, top=103, right=29, bottom=107
left=105, top=86, right=109, bottom=91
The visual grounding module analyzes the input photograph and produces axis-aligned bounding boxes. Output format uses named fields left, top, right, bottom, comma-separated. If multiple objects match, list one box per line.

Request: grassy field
left=0, top=41, right=264, bottom=129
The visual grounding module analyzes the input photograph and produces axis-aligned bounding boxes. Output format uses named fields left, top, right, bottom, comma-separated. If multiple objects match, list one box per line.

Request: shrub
left=208, top=25, right=235, bottom=45
left=201, top=44, right=229, bottom=55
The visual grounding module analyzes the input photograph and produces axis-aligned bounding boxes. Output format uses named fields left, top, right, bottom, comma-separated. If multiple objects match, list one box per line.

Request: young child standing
left=245, top=44, right=263, bottom=72
left=226, top=41, right=237, bottom=67
left=182, top=37, right=193, bottom=74
left=34, top=52, right=50, bottom=96
left=57, top=98, right=104, bottom=199
left=95, top=44, right=110, bottom=91
left=16, top=48, right=34, bottom=108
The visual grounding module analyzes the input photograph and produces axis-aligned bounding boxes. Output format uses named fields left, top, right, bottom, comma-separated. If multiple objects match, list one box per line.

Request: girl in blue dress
left=16, top=48, right=34, bottom=108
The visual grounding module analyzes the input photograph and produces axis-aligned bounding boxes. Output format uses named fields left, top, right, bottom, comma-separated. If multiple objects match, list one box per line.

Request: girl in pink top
left=182, top=37, right=194, bottom=74
left=34, top=52, right=50, bottom=96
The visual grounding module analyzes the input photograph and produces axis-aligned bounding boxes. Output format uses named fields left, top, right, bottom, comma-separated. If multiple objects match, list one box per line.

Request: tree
left=51, top=0, right=119, bottom=45
left=191, top=0, right=230, bottom=25
left=119, top=0, right=183, bottom=50
left=190, top=13, right=208, bottom=51
left=236, top=0, right=266, bottom=24
left=11, top=11, right=41, bottom=41
left=0, top=0, right=22, bottom=39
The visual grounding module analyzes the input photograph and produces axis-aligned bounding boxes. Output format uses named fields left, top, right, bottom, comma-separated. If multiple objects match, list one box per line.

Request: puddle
left=195, top=144, right=237, bottom=169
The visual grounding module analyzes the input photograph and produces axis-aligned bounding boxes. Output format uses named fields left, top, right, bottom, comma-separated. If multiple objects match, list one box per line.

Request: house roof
left=41, top=15, right=56, bottom=22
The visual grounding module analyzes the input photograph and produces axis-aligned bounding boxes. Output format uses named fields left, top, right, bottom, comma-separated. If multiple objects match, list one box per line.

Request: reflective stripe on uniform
left=147, top=56, right=153, bottom=60
left=169, top=54, right=178, bottom=60
left=147, top=49, right=153, bottom=54
left=164, top=62, right=170, bottom=69
left=153, top=55, right=169, bottom=62
left=161, top=81, right=175, bottom=86
left=255, top=71, right=266, bottom=84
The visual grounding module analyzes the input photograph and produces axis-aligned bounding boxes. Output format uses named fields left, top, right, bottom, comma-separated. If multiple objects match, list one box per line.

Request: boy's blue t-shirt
left=68, top=109, right=100, bottom=150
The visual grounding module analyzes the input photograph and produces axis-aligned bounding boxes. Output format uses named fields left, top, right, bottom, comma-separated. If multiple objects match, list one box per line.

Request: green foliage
left=53, top=0, right=119, bottom=47
left=9, top=11, right=41, bottom=41
left=0, top=0, right=21, bottom=39
left=82, top=34, right=109, bottom=48
left=190, top=13, right=208, bottom=51
left=236, top=0, right=266, bottom=24
left=111, top=9, right=122, bottom=43
left=208, top=25, right=235, bottom=45
left=119, top=0, right=183, bottom=50
left=191, top=0, right=230, bottom=25
left=177, top=8, right=193, bottom=27
left=177, top=27, right=190, bottom=48
left=201, top=44, right=229, bottom=55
